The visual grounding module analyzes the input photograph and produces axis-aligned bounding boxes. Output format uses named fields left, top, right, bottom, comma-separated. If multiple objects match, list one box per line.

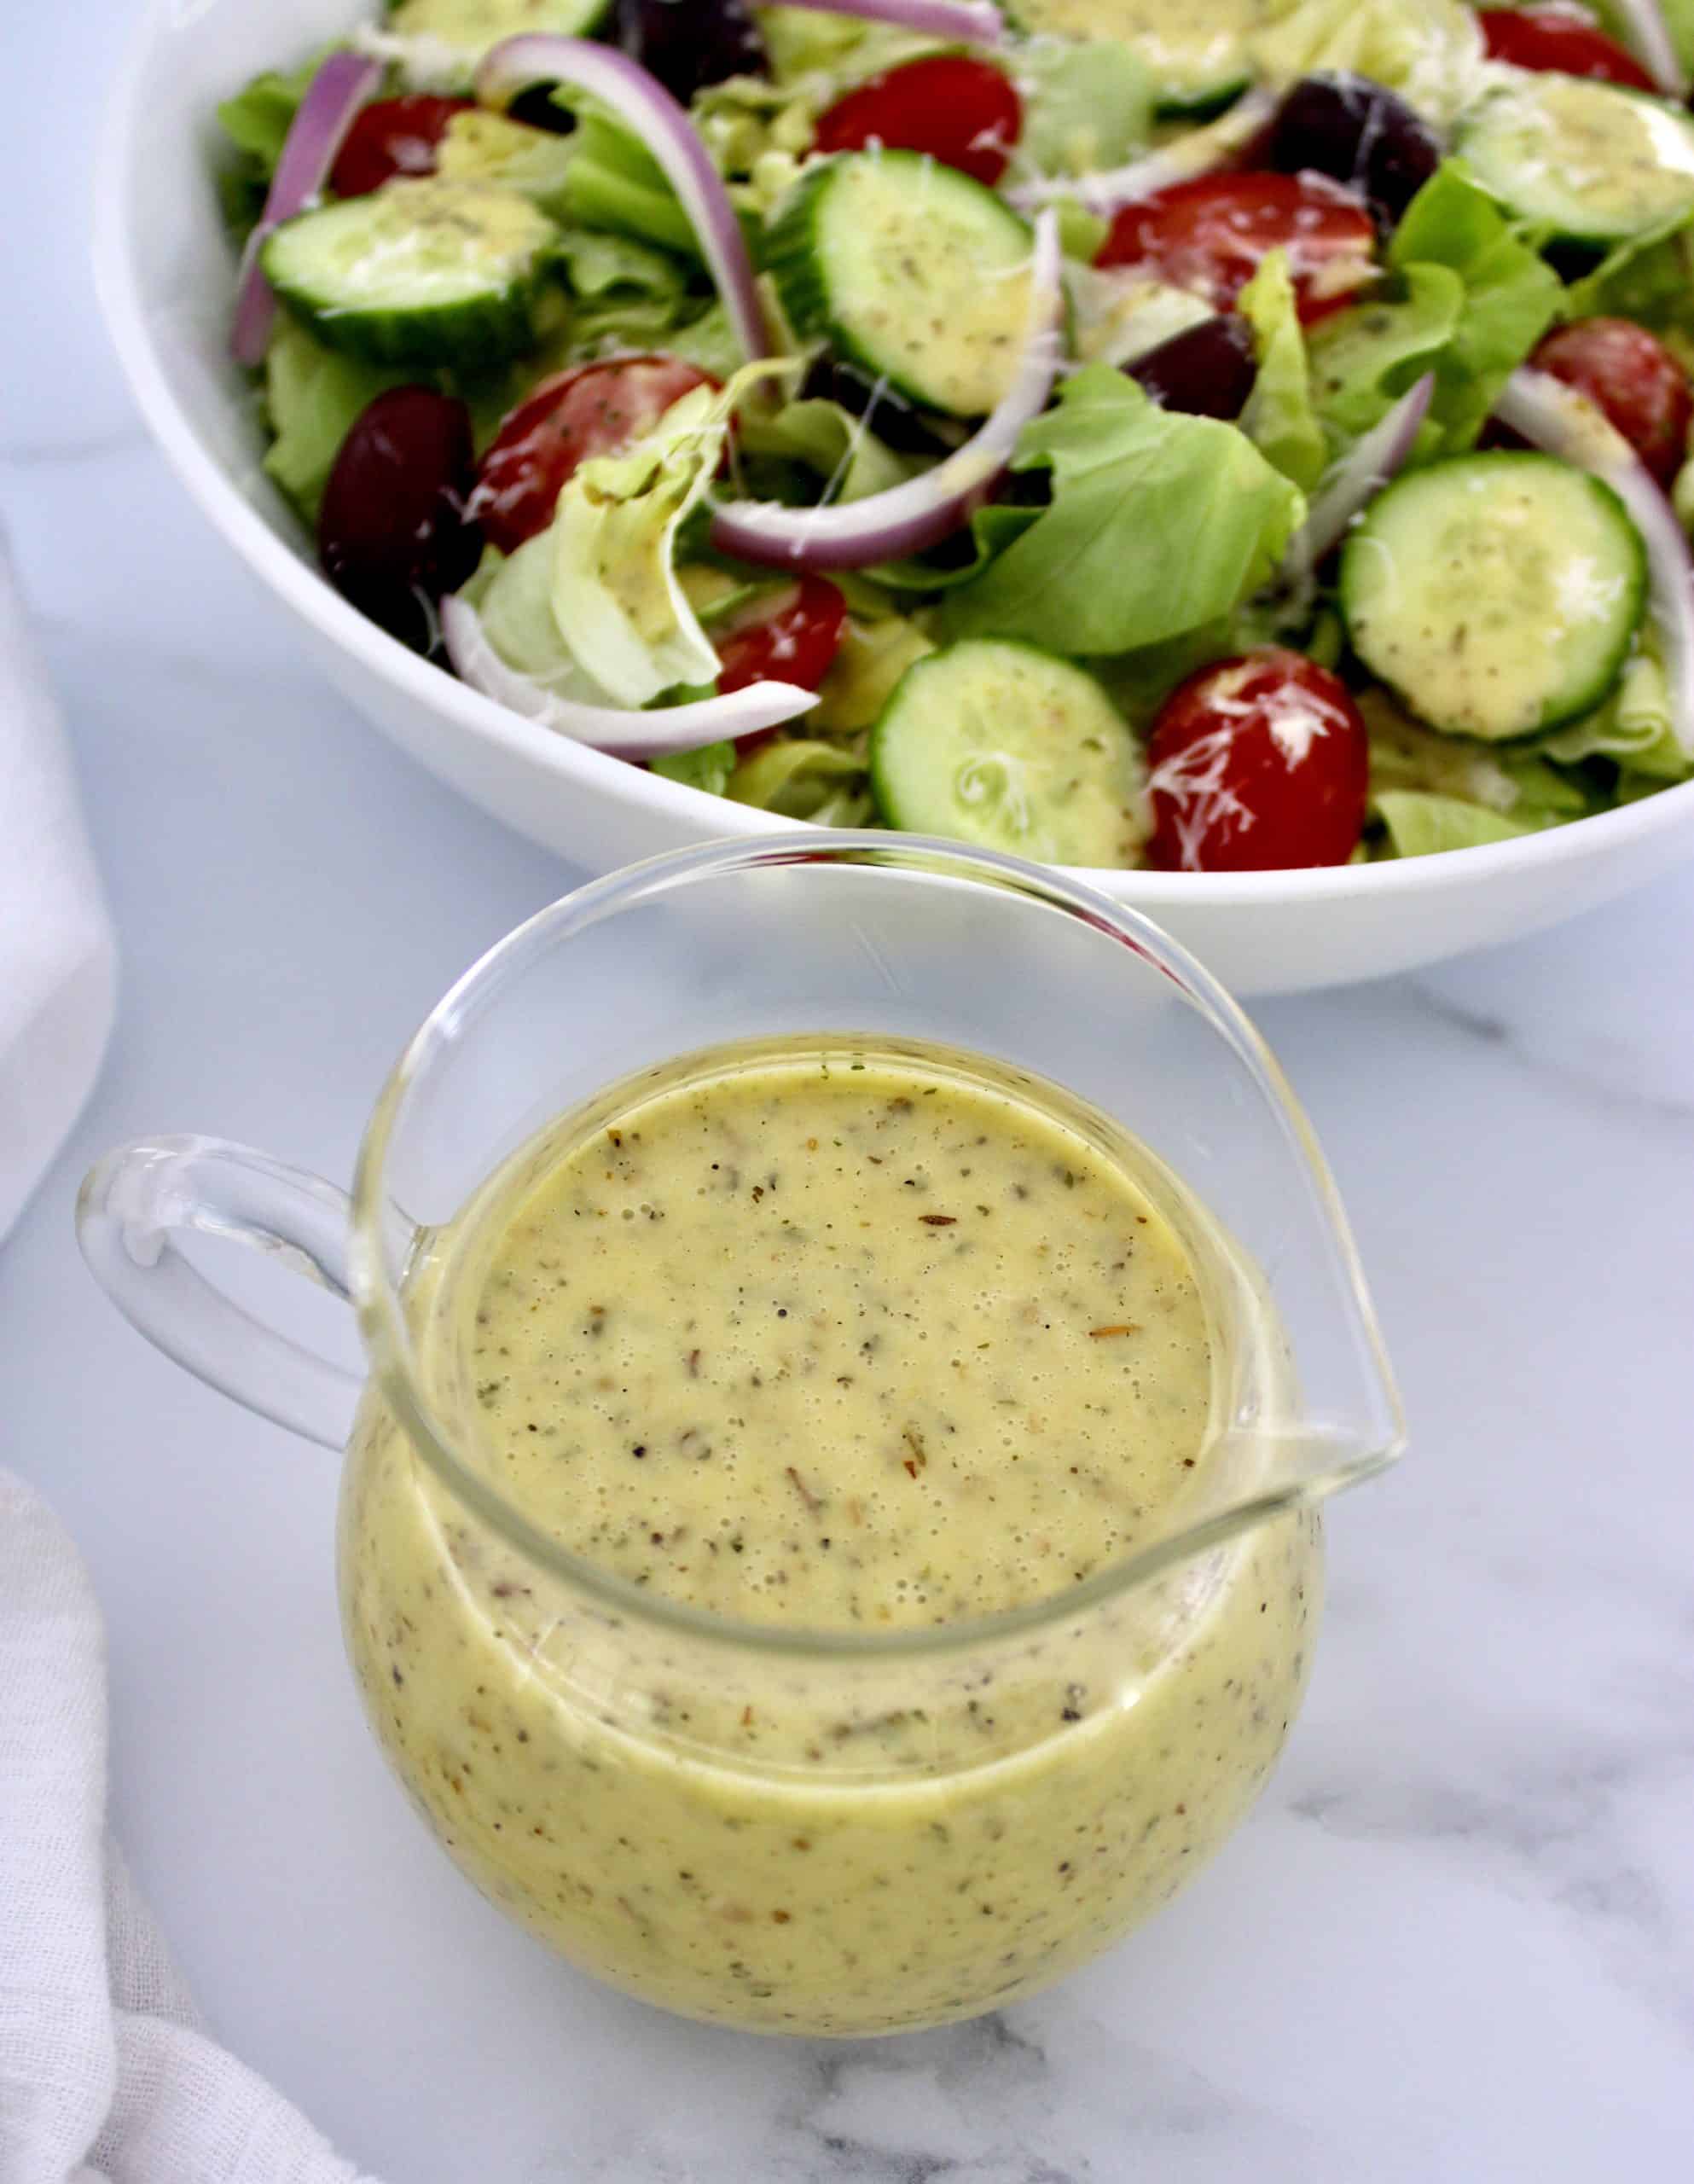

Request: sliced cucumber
left=768, top=153, right=1036, bottom=420
left=1455, top=77, right=1694, bottom=246
left=1010, top=0, right=1267, bottom=116
left=1340, top=454, right=1646, bottom=743
left=869, top=639, right=1149, bottom=866
left=263, top=179, right=560, bottom=369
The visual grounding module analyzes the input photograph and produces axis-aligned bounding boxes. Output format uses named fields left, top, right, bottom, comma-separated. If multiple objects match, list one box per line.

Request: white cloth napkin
left=0, top=1469, right=385, bottom=2184
left=0, top=530, right=118, bottom=1242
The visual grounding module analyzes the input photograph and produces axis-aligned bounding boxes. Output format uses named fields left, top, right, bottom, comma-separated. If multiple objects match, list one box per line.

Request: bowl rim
left=92, top=0, right=1694, bottom=909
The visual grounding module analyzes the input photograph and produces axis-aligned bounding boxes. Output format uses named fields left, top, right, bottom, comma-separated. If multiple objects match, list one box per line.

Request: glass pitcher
left=78, top=834, right=1403, bottom=2037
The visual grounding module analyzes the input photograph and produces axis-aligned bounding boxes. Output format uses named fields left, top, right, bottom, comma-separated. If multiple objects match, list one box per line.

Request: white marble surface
left=4, top=9, right=1692, bottom=2179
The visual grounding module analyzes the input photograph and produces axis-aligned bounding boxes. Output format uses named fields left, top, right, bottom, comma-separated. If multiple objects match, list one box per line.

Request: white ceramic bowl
left=95, top=0, right=1694, bottom=994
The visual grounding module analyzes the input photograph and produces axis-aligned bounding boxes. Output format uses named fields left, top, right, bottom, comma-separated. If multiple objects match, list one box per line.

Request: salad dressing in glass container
left=78, top=835, right=1403, bottom=2035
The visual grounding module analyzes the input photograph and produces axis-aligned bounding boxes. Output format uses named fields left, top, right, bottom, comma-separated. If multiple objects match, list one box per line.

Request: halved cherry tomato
left=714, top=577, right=848, bottom=694
left=328, top=95, right=474, bottom=200
left=813, top=56, right=1023, bottom=186
left=1146, top=649, right=1369, bottom=873
left=1530, top=317, right=1694, bottom=485
left=1097, top=174, right=1378, bottom=325
left=1476, top=9, right=1656, bottom=89
left=469, top=357, right=719, bottom=554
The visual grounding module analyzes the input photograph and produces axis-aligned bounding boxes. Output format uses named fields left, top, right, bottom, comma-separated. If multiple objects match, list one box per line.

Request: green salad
left=215, top=0, right=1694, bottom=871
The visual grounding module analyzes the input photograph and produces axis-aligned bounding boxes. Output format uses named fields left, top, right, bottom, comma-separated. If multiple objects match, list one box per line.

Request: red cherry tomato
left=1530, top=317, right=1694, bottom=485
left=1476, top=9, right=1656, bottom=88
left=1097, top=174, right=1378, bottom=325
left=1146, top=649, right=1369, bottom=873
left=813, top=55, right=1023, bottom=185
left=328, top=95, right=474, bottom=200
left=469, top=357, right=719, bottom=554
left=714, top=577, right=848, bottom=694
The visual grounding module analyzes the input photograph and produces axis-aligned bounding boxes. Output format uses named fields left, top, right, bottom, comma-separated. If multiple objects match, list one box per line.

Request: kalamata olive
left=1125, top=315, right=1258, bottom=421
left=1260, top=73, right=1442, bottom=228
left=613, top=0, right=765, bottom=103
left=318, top=388, right=482, bottom=652
left=798, top=355, right=958, bottom=458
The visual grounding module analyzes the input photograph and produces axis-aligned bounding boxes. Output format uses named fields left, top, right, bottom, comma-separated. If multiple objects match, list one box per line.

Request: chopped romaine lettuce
left=1012, top=38, right=1153, bottom=180
left=809, top=616, right=936, bottom=733
left=261, top=321, right=414, bottom=524
left=557, top=106, right=701, bottom=258
left=652, top=741, right=737, bottom=793
left=1386, top=164, right=1563, bottom=452
left=1309, top=165, right=1560, bottom=457
left=1237, top=251, right=1326, bottom=492
left=1372, top=792, right=1551, bottom=857
left=727, top=736, right=873, bottom=823
left=942, top=368, right=1304, bottom=655
left=549, top=380, right=744, bottom=706
left=1251, top=0, right=1487, bottom=126
left=735, top=397, right=919, bottom=504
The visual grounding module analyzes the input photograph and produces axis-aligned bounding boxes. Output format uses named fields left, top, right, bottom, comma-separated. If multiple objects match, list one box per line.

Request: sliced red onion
left=1006, top=84, right=1278, bottom=214
left=476, top=36, right=768, bottom=359
left=439, top=594, right=817, bottom=758
left=708, top=211, right=1061, bottom=571
left=1278, top=372, right=1433, bottom=581
left=1610, top=0, right=1688, bottom=97
left=230, top=50, right=384, bottom=368
left=768, top=0, right=1006, bottom=43
left=1494, top=365, right=1694, bottom=758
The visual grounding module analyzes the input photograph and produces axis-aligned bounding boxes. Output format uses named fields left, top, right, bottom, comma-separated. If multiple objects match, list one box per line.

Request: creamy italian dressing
left=339, top=1037, right=1320, bottom=2032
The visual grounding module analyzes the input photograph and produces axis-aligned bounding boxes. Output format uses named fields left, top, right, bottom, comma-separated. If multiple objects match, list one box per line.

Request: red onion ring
left=708, top=210, right=1062, bottom=571
left=439, top=595, right=818, bottom=757
left=1493, top=365, right=1694, bottom=758
left=1610, top=0, right=1689, bottom=97
left=1279, top=372, right=1434, bottom=581
left=1006, top=84, right=1278, bottom=214
left=476, top=36, right=769, bottom=359
left=229, top=50, right=384, bottom=368
left=767, top=0, right=1006, bottom=43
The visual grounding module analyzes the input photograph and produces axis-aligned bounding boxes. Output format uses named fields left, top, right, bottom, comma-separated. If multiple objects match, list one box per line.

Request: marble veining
left=3, top=4, right=1691, bottom=2176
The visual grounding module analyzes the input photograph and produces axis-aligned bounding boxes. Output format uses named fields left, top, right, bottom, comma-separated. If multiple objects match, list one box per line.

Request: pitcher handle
left=76, top=1135, right=364, bottom=1451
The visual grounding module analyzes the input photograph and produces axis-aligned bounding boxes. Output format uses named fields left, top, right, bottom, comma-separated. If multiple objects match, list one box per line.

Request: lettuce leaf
left=1251, top=0, right=1487, bottom=125
left=557, top=107, right=700, bottom=258
left=809, top=615, right=935, bottom=732
left=1013, top=38, right=1153, bottom=179
left=727, top=736, right=873, bottom=823
left=1527, top=641, right=1694, bottom=784
left=214, top=51, right=328, bottom=233
left=1385, top=164, right=1563, bottom=451
left=1563, top=206, right=1694, bottom=355
left=1308, top=263, right=1463, bottom=446
left=549, top=380, right=743, bottom=706
left=1237, top=251, right=1326, bottom=491
left=1308, top=164, right=1561, bottom=455
left=1372, top=791, right=1550, bottom=857
left=734, top=396, right=918, bottom=503
left=652, top=741, right=737, bottom=794
left=941, top=367, right=1304, bottom=654
left=261, top=321, right=414, bottom=523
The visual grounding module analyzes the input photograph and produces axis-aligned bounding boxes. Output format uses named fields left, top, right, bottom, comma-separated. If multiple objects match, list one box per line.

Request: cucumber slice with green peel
left=1455, top=78, right=1694, bottom=246
left=768, top=154, right=1037, bottom=421
left=1009, top=0, right=1267, bottom=116
left=1339, top=454, right=1647, bottom=743
left=869, top=640, right=1149, bottom=866
left=263, top=179, right=561, bottom=369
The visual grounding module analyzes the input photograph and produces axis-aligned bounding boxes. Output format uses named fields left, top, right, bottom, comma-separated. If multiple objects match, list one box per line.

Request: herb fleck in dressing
left=340, top=1039, right=1320, bottom=2033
